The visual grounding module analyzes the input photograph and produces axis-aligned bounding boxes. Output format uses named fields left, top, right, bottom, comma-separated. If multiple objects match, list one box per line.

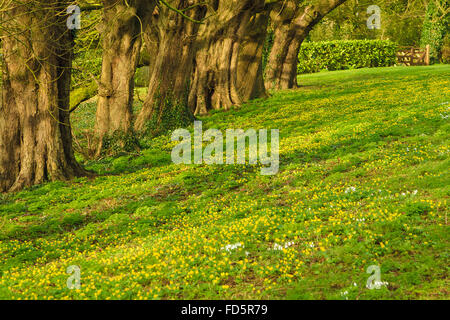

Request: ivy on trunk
left=95, top=0, right=156, bottom=156
left=134, top=0, right=204, bottom=134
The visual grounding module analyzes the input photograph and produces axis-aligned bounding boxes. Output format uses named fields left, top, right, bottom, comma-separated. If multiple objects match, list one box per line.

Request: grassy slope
left=0, top=65, right=449, bottom=300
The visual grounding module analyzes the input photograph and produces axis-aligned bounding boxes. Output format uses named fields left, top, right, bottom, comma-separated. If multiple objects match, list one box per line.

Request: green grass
left=0, top=65, right=449, bottom=300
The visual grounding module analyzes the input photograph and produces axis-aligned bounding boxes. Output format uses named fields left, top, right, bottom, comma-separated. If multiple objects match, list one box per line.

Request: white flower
left=345, top=186, right=357, bottom=193
left=271, top=241, right=295, bottom=251
left=221, top=242, right=243, bottom=252
left=371, top=281, right=389, bottom=289
left=272, top=243, right=284, bottom=251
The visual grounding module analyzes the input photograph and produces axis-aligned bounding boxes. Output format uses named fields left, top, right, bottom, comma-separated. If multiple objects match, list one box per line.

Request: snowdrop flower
left=345, top=186, right=357, bottom=193
left=369, top=281, right=389, bottom=289
left=221, top=242, right=243, bottom=252
left=340, top=291, right=349, bottom=300
left=272, top=243, right=284, bottom=251
left=285, top=241, right=295, bottom=248
left=271, top=242, right=295, bottom=251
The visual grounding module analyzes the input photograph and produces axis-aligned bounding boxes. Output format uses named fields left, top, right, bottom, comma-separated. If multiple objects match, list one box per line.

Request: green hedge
left=298, top=40, right=398, bottom=74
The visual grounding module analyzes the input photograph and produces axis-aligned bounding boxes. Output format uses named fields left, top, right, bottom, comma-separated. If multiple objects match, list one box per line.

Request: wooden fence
left=397, top=45, right=430, bottom=66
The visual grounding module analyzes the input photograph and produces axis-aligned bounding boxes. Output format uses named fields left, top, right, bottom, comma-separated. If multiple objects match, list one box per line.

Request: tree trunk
left=265, top=0, right=348, bottom=90
left=0, top=2, right=87, bottom=193
left=95, top=0, right=156, bottom=156
left=237, top=11, right=270, bottom=102
left=134, top=1, right=204, bottom=133
left=188, top=0, right=267, bottom=115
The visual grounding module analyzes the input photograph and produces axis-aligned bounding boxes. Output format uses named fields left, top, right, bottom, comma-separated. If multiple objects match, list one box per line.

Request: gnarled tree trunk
left=0, top=1, right=87, bottom=193
left=265, top=0, right=347, bottom=90
left=188, top=0, right=268, bottom=115
left=134, top=1, right=205, bottom=133
left=95, top=0, right=156, bottom=156
left=237, top=11, right=270, bottom=102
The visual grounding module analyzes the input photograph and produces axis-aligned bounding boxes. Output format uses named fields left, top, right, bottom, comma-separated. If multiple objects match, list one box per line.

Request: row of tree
left=1, top=0, right=349, bottom=192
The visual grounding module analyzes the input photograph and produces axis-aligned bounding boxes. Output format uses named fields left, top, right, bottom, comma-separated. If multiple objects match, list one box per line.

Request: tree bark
left=95, top=0, right=156, bottom=156
left=265, top=0, right=347, bottom=90
left=188, top=0, right=268, bottom=115
left=0, top=1, right=87, bottom=193
left=237, top=11, right=270, bottom=102
left=134, top=1, right=204, bottom=133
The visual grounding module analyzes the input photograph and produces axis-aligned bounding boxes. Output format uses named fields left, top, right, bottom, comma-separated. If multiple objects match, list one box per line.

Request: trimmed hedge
left=298, top=40, right=398, bottom=74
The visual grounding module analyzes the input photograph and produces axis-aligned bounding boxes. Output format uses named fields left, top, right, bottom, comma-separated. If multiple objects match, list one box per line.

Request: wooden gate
left=397, top=45, right=430, bottom=66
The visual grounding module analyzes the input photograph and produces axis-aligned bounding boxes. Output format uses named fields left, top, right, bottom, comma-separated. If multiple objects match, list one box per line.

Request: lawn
left=0, top=65, right=449, bottom=300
